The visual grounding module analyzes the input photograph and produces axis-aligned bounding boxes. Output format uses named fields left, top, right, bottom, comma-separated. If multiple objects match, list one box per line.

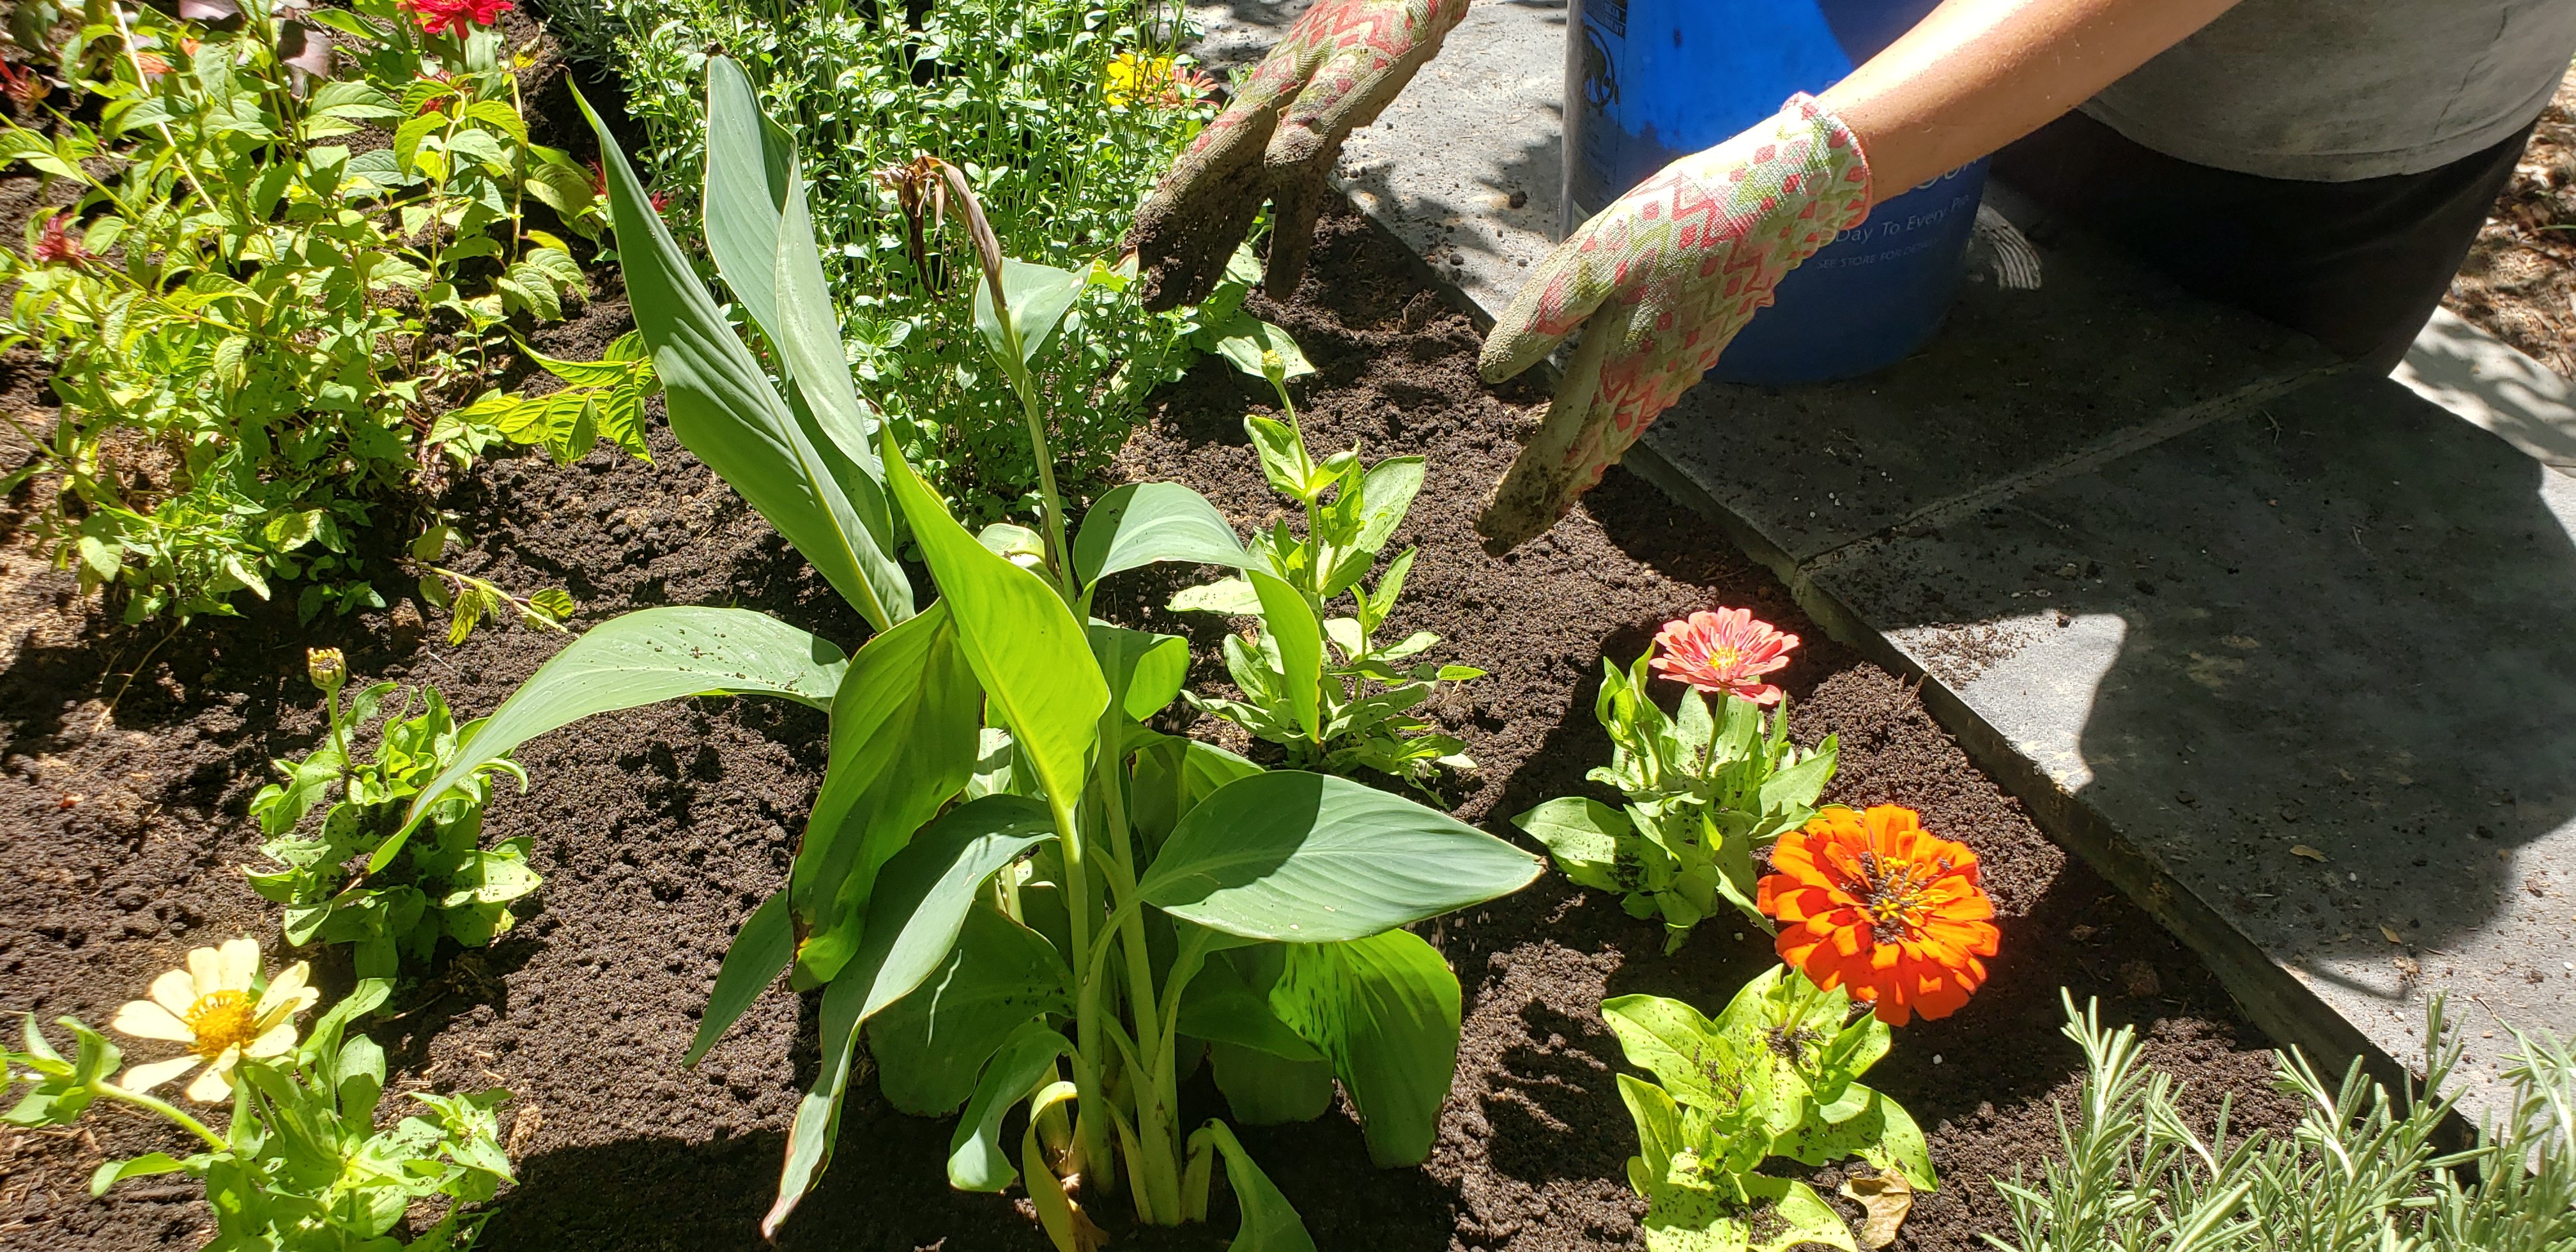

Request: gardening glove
left=1475, top=94, right=1873, bottom=551
left=1128, top=0, right=1469, bottom=310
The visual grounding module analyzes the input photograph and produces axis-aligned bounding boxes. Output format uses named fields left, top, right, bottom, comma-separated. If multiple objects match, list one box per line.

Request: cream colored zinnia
left=109, top=936, right=319, bottom=1103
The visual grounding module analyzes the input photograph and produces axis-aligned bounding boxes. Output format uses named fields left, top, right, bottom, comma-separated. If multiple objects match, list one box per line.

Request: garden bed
left=0, top=162, right=2304, bottom=1251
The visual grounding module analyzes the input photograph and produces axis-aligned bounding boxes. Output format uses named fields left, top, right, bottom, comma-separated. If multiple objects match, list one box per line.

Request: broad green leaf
left=764, top=794, right=1058, bottom=1234
left=973, top=257, right=1085, bottom=369
left=774, top=161, right=889, bottom=478
left=1186, top=1120, right=1315, bottom=1251
left=793, top=603, right=981, bottom=984
left=1270, top=929, right=1461, bottom=1166
left=1140, top=771, right=1541, bottom=942
left=1210, top=1041, right=1334, bottom=1125
left=1074, top=482, right=1250, bottom=586
left=1248, top=570, right=1322, bottom=745
left=1353, top=457, right=1425, bottom=560
left=1617, top=1072, right=1683, bottom=1196
left=1639, top=1175, right=1857, bottom=1252
left=1244, top=414, right=1319, bottom=501
left=1180, top=946, right=1322, bottom=1061
left=1600, top=995, right=1725, bottom=1110
left=89, top=1152, right=191, bottom=1196
left=575, top=80, right=912, bottom=631
left=1514, top=797, right=1632, bottom=893
left=700, top=57, right=795, bottom=341
left=883, top=429, right=1105, bottom=807
left=398, top=608, right=847, bottom=839
left=683, top=889, right=792, bottom=1065
left=1170, top=577, right=1264, bottom=616
left=1089, top=623, right=1192, bottom=725
left=1775, top=1084, right=1935, bottom=1189
left=1211, top=312, right=1315, bottom=381
left=869, top=903, right=1068, bottom=1116
left=947, top=1021, right=1072, bottom=1192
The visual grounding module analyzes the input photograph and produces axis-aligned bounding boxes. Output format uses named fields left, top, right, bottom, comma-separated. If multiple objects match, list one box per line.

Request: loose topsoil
left=0, top=103, right=2299, bottom=1252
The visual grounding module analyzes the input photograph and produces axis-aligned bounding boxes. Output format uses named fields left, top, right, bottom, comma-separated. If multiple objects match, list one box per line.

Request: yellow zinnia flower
left=109, top=936, right=319, bottom=1103
left=1104, top=52, right=1172, bottom=107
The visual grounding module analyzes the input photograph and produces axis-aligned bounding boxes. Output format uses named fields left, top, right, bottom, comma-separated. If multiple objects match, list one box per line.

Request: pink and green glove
left=1476, top=94, right=1873, bottom=550
left=1129, top=0, right=1469, bottom=310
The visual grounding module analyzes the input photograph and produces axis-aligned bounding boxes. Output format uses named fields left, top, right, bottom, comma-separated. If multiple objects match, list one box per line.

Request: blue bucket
left=1561, top=0, right=1988, bottom=385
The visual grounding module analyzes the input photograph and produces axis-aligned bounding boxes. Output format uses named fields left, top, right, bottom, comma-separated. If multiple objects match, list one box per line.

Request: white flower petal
left=243, top=1021, right=298, bottom=1058
left=187, top=945, right=224, bottom=999
left=116, top=1055, right=202, bottom=1095
left=148, top=968, right=199, bottom=1018
left=215, top=936, right=260, bottom=992
left=254, top=962, right=310, bottom=1022
left=111, top=998, right=195, bottom=1043
left=183, top=1055, right=237, bottom=1104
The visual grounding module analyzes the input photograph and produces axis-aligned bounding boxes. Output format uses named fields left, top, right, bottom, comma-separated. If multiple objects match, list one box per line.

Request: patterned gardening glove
left=1475, top=94, right=1873, bottom=551
left=1128, top=0, right=1469, bottom=311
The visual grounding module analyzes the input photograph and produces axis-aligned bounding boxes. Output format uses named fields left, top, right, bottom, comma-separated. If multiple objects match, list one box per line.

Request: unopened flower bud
left=1260, top=348, right=1285, bottom=384
left=306, top=647, right=346, bottom=692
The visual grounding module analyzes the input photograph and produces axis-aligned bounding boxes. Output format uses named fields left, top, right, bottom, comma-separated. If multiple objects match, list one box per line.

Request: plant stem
left=92, top=1080, right=228, bottom=1153
left=1009, top=381, right=1079, bottom=605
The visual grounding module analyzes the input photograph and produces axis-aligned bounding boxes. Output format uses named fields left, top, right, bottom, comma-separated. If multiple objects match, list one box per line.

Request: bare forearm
left=1818, top=0, right=2243, bottom=198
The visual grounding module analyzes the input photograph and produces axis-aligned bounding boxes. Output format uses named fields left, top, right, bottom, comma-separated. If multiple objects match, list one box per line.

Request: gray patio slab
left=1188, top=0, right=2576, bottom=1113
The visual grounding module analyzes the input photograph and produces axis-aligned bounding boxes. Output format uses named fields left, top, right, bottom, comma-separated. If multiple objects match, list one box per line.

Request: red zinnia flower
left=1757, top=805, right=2000, bottom=1025
left=1648, top=606, right=1799, bottom=705
left=399, top=0, right=513, bottom=38
left=31, top=215, right=91, bottom=266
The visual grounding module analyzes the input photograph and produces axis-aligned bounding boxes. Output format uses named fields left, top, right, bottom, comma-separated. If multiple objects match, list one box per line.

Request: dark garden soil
left=0, top=187, right=2306, bottom=1251
left=0, top=16, right=2313, bottom=1241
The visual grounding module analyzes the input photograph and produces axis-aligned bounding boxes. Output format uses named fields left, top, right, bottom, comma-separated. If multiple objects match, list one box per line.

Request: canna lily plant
left=394, top=61, right=1542, bottom=1246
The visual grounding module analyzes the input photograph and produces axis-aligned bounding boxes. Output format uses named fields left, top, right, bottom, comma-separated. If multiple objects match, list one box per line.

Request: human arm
left=1475, top=0, right=2244, bottom=549
left=1822, top=0, right=2245, bottom=195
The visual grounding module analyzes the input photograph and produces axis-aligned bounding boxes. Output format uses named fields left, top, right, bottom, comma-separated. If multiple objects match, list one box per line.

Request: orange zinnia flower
left=1756, top=804, right=1999, bottom=1025
left=1648, top=607, right=1798, bottom=705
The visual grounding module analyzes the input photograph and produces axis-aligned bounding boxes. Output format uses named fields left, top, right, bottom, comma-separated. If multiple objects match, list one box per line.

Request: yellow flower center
left=1850, top=851, right=1946, bottom=944
left=185, top=990, right=259, bottom=1058
left=1706, top=645, right=1741, bottom=669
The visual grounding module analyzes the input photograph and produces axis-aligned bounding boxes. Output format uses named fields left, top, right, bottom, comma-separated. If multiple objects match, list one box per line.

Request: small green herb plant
left=248, top=649, right=537, bottom=981
left=548, top=0, right=1232, bottom=526
left=1170, top=355, right=1483, bottom=788
left=0, top=0, right=597, bottom=626
left=394, top=67, right=1541, bottom=1247
left=3, top=979, right=514, bottom=1250
left=1515, top=653, right=1837, bottom=950
left=1606, top=967, right=1935, bottom=1252
left=1994, top=993, right=2576, bottom=1252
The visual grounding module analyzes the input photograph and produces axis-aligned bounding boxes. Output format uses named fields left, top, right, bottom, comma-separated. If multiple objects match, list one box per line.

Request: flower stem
left=93, top=1080, right=227, bottom=1153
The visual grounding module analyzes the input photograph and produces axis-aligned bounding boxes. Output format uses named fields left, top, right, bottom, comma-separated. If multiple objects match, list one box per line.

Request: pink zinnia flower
left=399, top=0, right=512, bottom=38
left=1648, top=607, right=1799, bottom=705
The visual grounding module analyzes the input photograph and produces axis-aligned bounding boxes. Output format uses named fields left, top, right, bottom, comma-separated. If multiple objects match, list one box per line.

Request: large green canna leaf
left=947, top=1020, right=1073, bottom=1192
left=793, top=602, right=982, bottom=985
left=1088, top=623, right=1191, bottom=726
left=1210, top=1041, right=1335, bottom=1126
left=684, top=888, right=792, bottom=1065
left=1186, top=1120, right=1314, bottom=1251
left=576, top=77, right=912, bottom=632
left=1180, top=945, right=1322, bottom=1061
left=1138, top=771, right=1541, bottom=942
left=700, top=56, right=794, bottom=342
left=882, top=427, right=1105, bottom=807
left=765, top=794, right=1059, bottom=1236
left=1270, top=929, right=1462, bottom=1166
left=868, top=903, right=1068, bottom=1117
left=1073, top=482, right=1251, bottom=586
left=396, top=607, right=847, bottom=843
left=1248, top=570, right=1322, bottom=744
